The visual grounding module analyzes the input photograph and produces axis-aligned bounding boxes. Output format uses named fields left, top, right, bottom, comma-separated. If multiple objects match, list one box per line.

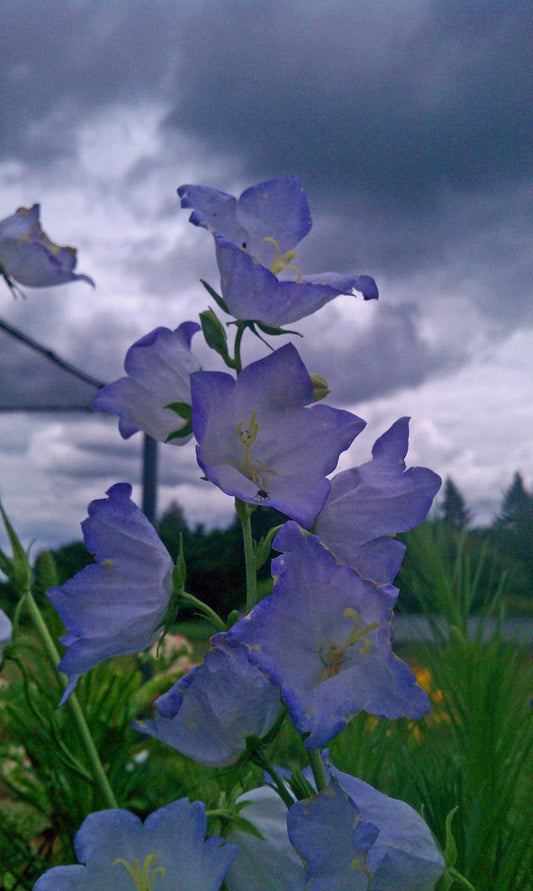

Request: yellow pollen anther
left=318, top=609, right=379, bottom=682
left=113, top=854, right=166, bottom=890
left=234, top=410, right=279, bottom=488
left=262, top=236, right=302, bottom=281
left=102, top=558, right=115, bottom=569
left=342, top=608, right=379, bottom=653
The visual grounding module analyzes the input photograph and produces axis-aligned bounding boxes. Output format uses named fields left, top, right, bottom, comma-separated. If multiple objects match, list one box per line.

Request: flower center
left=262, top=236, right=302, bottom=280
left=318, top=608, right=379, bottom=681
left=113, top=854, right=166, bottom=890
left=236, top=409, right=278, bottom=490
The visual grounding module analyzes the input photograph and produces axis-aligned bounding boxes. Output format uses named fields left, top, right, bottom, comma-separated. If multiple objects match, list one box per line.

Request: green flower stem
left=232, top=322, right=247, bottom=374
left=250, top=747, right=294, bottom=810
left=22, top=584, right=118, bottom=809
left=306, top=747, right=328, bottom=792
left=235, top=498, right=257, bottom=612
left=177, top=590, right=227, bottom=632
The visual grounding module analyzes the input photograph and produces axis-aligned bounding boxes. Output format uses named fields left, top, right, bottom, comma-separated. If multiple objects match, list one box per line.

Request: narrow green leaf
left=200, top=278, right=229, bottom=314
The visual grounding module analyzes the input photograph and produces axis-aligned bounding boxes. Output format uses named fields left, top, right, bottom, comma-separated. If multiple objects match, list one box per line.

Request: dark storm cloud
left=168, top=0, right=532, bottom=203
left=163, top=0, right=533, bottom=331
left=0, top=0, right=187, bottom=162
left=1, top=0, right=531, bottom=406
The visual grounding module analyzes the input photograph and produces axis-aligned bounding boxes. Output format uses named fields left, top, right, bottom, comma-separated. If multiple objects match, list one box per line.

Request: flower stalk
left=235, top=497, right=258, bottom=612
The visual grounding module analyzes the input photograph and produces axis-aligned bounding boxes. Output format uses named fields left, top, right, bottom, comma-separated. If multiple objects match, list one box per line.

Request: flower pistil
left=318, top=608, right=379, bottom=681
left=113, top=854, right=166, bottom=890
left=236, top=409, right=279, bottom=491
left=262, top=236, right=302, bottom=280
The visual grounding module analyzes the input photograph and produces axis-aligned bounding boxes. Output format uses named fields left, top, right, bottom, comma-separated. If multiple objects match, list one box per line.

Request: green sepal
left=1, top=265, right=25, bottom=300
left=164, top=402, right=193, bottom=442
left=443, top=806, right=459, bottom=870
left=152, top=537, right=187, bottom=638
left=172, top=534, right=187, bottom=592
left=165, top=420, right=193, bottom=442
left=200, top=279, right=230, bottom=314
left=226, top=609, right=241, bottom=629
left=34, top=549, right=60, bottom=591
left=253, top=321, right=303, bottom=338
left=436, top=807, right=477, bottom=891
left=165, top=401, right=192, bottom=420
left=254, top=524, right=284, bottom=571
left=223, top=813, right=266, bottom=841
left=200, top=308, right=231, bottom=363
left=0, top=500, right=32, bottom=593
left=288, top=769, right=316, bottom=801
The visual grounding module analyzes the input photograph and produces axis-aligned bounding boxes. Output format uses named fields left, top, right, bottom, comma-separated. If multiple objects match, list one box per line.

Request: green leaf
left=172, top=533, right=187, bottom=592
left=200, top=308, right=231, bottom=362
left=254, top=524, right=284, bottom=571
left=200, top=278, right=230, bottom=314
left=165, top=421, right=193, bottom=441
left=255, top=321, right=303, bottom=338
left=0, top=501, right=31, bottom=592
left=164, top=401, right=192, bottom=420
left=289, top=769, right=316, bottom=801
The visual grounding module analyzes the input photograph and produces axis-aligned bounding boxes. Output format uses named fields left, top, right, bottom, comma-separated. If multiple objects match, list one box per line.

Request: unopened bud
left=309, top=374, right=330, bottom=403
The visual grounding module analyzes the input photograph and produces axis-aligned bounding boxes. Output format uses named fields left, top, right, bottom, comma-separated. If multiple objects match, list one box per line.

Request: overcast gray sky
left=0, top=0, right=532, bottom=548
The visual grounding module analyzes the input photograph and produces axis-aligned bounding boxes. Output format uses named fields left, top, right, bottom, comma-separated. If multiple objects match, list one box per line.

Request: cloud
left=168, top=0, right=533, bottom=197
left=0, top=0, right=531, bottom=548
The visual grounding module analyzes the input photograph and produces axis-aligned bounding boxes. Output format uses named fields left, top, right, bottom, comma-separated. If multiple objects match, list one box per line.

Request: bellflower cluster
left=29, top=174, right=447, bottom=889
left=0, top=204, right=94, bottom=292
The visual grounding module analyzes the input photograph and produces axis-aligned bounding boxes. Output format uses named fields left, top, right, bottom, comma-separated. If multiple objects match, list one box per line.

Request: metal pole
left=141, top=434, right=158, bottom=524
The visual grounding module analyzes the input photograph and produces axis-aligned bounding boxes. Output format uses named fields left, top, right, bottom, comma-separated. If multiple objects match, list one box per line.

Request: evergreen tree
left=438, top=477, right=471, bottom=530
left=157, top=500, right=188, bottom=561
left=496, top=472, right=533, bottom=532
left=493, top=472, right=533, bottom=583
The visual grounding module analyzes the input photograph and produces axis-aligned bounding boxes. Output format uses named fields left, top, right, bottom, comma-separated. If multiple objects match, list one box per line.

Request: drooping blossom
left=226, top=522, right=429, bottom=749
left=226, top=763, right=444, bottom=890
left=48, top=483, right=173, bottom=703
left=191, top=343, right=365, bottom=527
left=136, top=636, right=281, bottom=767
left=33, top=798, right=238, bottom=890
left=93, top=322, right=201, bottom=444
left=178, top=176, right=377, bottom=326
left=0, top=204, right=94, bottom=289
left=225, top=786, right=307, bottom=891
left=288, top=764, right=445, bottom=890
left=314, top=418, right=441, bottom=582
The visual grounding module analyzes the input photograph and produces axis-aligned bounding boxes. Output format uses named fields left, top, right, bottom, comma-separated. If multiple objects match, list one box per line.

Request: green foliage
left=396, top=521, right=511, bottom=618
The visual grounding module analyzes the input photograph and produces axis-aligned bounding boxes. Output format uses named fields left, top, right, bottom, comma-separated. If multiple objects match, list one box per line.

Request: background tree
left=492, top=472, right=533, bottom=582
left=437, top=477, right=471, bottom=530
